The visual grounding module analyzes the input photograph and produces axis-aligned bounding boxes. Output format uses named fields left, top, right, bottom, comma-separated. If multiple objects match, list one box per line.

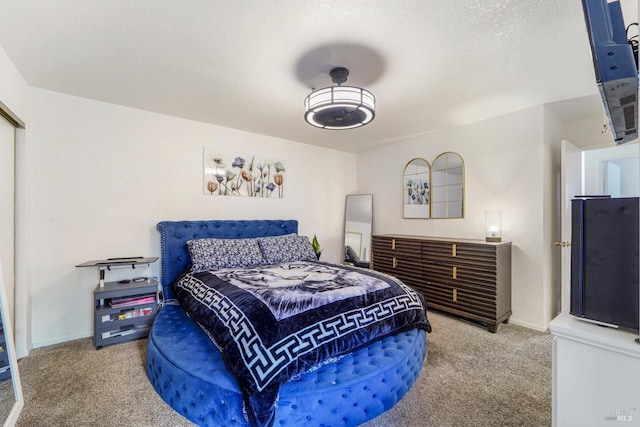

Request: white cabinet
left=550, top=312, right=640, bottom=427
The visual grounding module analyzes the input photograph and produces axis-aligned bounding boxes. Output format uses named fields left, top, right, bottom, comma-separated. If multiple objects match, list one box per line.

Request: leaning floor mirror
left=344, top=194, right=373, bottom=268
left=0, top=260, right=23, bottom=426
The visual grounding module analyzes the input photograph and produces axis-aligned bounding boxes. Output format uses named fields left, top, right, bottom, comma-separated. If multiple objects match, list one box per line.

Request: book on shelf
left=101, top=307, right=153, bottom=323
left=109, top=294, right=156, bottom=308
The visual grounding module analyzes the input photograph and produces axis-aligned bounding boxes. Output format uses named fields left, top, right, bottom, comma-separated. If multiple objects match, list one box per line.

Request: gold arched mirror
left=403, top=158, right=430, bottom=219
left=431, top=152, right=464, bottom=218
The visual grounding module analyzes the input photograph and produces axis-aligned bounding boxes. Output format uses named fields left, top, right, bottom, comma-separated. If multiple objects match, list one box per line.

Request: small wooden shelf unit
left=371, top=234, right=511, bottom=332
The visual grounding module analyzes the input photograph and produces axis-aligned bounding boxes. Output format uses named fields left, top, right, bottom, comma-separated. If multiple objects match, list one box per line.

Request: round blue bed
left=146, top=220, right=427, bottom=426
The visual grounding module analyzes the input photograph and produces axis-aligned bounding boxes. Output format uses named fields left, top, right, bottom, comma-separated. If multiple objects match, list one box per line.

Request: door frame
left=559, top=140, right=583, bottom=313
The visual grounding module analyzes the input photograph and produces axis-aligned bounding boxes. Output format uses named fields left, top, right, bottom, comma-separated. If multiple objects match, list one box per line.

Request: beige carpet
left=15, top=310, right=552, bottom=427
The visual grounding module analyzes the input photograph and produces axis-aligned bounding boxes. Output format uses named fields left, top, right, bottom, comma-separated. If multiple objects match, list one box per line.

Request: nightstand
left=93, top=279, right=159, bottom=349
left=77, top=257, right=159, bottom=349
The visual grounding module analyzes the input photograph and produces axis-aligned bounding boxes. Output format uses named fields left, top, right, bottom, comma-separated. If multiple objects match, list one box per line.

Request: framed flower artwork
left=203, top=148, right=286, bottom=198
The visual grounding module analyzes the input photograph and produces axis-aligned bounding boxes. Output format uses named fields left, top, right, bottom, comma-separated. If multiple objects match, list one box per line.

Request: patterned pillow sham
left=186, top=237, right=266, bottom=272
left=257, top=234, right=317, bottom=264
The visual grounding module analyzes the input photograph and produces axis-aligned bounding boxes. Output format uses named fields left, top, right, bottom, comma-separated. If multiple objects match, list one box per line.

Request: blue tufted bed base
left=146, top=220, right=427, bottom=426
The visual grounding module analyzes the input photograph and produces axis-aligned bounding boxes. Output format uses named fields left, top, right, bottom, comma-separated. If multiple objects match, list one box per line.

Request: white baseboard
left=32, top=331, right=92, bottom=350
left=509, top=318, right=549, bottom=332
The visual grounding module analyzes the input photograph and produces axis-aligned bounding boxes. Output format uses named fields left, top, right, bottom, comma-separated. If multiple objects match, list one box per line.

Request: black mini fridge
left=570, top=196, right=639, bottom=330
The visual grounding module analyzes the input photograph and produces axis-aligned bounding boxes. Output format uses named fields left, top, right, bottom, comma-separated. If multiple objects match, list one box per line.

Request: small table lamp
left=485, top=211, right=502, bottom=242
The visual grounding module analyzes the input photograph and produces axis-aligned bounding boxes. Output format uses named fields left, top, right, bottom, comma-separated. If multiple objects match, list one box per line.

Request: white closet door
left=0, top=116, right=15, bottom=325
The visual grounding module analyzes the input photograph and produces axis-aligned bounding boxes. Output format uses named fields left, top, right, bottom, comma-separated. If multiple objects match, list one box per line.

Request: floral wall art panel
left=203, top=148, right=286, bottom=198
left=403, top=158, right=430, bottom=219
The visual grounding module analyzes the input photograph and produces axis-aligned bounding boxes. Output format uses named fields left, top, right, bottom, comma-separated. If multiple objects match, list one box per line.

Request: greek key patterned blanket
left=173, top=261, right=431, bottom=427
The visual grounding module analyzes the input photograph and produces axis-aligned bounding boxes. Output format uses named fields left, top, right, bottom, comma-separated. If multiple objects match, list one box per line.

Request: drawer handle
left=452, top=244, right=457, bottom=257
left=392, top=239, right=396, bottom=250
left=453, top=289, right=457, bottom=302
left=393, top=257, right=397, bottom=268
left=452, top=266, right=457, bottom=279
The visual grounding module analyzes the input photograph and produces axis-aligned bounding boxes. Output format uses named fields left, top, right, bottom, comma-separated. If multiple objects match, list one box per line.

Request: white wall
left=584, top=143, right=640, bottom=196
left=357, top=106, right=552, bottom=330
left=564, top=114, right=616, bottom=149
left=0, top=45, right=29, bottom=121
left=28, top=88, right=356, bottom=347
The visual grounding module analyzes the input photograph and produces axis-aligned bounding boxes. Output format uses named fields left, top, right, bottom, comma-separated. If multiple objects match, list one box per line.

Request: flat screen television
left=581, top=0, right=638, bottom=144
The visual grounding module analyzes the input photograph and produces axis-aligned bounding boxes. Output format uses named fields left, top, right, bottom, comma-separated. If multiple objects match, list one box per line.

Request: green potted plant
left=311, top=235, right=322, bottom=260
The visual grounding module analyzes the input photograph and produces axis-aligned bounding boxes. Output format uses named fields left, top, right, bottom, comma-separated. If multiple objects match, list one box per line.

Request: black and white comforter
left=173, top=260, right=431, bottom=427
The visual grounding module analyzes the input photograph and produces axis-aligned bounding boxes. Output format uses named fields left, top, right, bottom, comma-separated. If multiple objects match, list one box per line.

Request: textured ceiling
left=0, top=0, right=634, bottom=152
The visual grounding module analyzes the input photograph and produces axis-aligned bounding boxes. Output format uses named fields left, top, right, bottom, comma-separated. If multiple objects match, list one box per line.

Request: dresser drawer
left=423, top=263, right=498, bottom=293
left=371, top=254, right=422, bottom=287
left=421, top=240, right=457, bottom=262
left=371, top=235, right=422, bottom=271
left=424, top=282, right=496, bottom=307
left=423, top=286, right=498, bottom=321
left=372, top=236, right=421, bottom=255
left=372, top=235, right=423, bottom=289
left=422, top=241, right=497, bottom=269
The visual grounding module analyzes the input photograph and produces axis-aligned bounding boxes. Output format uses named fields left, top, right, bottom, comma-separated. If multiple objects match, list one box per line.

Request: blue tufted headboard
left=156, top=219, right=298, bottom=299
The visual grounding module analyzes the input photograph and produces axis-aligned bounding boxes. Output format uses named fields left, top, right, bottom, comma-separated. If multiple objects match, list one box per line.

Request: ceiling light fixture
left=304, top=67, right=375, bottom=130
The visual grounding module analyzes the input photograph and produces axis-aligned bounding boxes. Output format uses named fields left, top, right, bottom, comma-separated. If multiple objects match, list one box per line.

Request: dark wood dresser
left=371, top=234, right=512, bottom=332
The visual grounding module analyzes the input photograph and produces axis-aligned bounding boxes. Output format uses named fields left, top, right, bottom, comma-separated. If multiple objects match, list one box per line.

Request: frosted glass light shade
left=485, top=211, right=502, bottom=242
left=304, top=86, right=375, bottom=129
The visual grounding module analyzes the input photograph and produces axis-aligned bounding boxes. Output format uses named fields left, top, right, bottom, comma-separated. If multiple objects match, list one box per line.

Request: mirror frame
left=402, top=158, right=431, bottom=219
left=343, top=194, right=373, bottom=266
left=0, top=260, right=23, bottom=427
left=430, top=151, right=465, bottom=219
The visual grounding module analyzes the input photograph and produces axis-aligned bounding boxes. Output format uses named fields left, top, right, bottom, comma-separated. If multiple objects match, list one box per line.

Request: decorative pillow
left=257, top=234, right=318, bottom=264
left=345, top=245, right=361, bottom=263
left=186, top=238, right=266, bottom=272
